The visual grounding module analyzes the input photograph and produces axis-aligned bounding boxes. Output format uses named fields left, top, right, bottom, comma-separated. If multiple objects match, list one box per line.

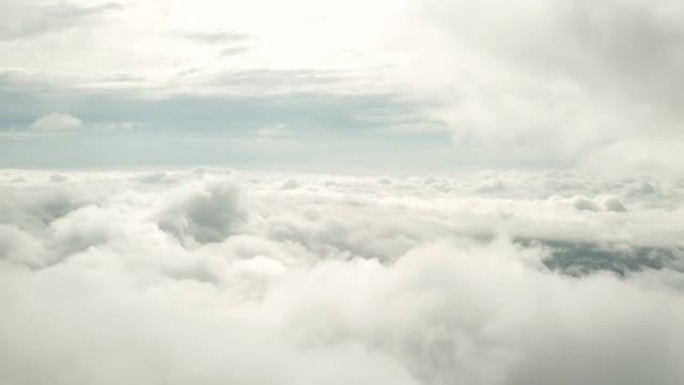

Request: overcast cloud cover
left=2, top=0, right=684, bottom=384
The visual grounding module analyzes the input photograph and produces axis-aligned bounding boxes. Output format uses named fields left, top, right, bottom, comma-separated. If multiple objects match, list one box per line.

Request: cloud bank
left=1, top=169, right=683, bottom=384
left=400, top=0, right=684, bottom=171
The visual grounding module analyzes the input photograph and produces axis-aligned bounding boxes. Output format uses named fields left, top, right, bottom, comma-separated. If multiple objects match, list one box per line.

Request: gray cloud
left=158, top=181, right=248, bottom=245
left=404, top=0, right=684, bottom=171
left=178, top=31, right=251, bottom=45
left=219, top=46, right=251, bottom=56
left=0, top=70, right=451, bottom=169
left=0, top=2, right=122, bottom=41
left=0, top=70, right=430, bottom=134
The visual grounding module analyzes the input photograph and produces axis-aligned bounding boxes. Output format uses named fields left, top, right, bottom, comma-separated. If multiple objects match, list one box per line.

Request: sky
left=1, top=0, right=683, bottom=172
left=2, top=2, right=684, bottom=384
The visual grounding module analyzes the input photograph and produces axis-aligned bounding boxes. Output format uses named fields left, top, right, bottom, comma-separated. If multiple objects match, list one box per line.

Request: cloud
left=570, top=195, right=601, bottom=212
left=398, top=0, right=684, bottom=171
left=220, top=46, right=251, bottom=56
left=602, top=196, right=627, bottom=212
left=0, top=169, right=683, bottom=384
left=29, top=112, right=83, bottom=133
left=0, top=83, right=451, bottom=170
left=10, top=111, right=136, bottom=139
left=0, top=72, right=425, bottom=133
left=0, top=2, right=122, bottom=41
left=179, top=31, right=250, bottom=45
left=158, top=181, right=248, bottom=245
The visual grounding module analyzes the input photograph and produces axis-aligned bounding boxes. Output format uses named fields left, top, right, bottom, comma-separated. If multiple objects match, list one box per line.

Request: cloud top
left=29, top=113, right=83, bottom=132
left=0, top=168, right=683, bottom=384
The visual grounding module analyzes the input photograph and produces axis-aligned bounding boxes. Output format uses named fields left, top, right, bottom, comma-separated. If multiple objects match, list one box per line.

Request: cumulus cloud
left=602, top=196, right=627, bottom=212
left=4, top=112, right=138, bottom=139
left=0, top=169, right=683, bottom=384
left=29, top=112, right=83, bottom=133
left=158, top=181, right=248, bottom=245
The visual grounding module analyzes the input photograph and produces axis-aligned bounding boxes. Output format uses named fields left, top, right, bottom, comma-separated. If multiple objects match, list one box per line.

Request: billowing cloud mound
left=29, top=113, right=83, bottom=133
left=0, top=169, right=683, bottom=384
left=158, top=181, right=247, bottom=245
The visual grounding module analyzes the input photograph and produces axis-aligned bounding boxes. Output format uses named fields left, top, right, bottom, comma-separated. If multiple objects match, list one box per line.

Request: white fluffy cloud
left=11, top=112, right=137, bottom=138
left=29, top=112, right=83, bottom=132
left=0, top=168, right=683, bottom=384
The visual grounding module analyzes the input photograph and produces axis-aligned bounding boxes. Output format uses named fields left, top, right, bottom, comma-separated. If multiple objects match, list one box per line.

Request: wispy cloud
left=0, top=2, right=122, bottom=40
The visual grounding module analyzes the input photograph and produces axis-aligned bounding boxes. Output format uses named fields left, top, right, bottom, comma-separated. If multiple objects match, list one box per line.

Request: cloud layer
left=400, top=0, right=684, bottom=171
left=1, top=169, right=683, bottom=384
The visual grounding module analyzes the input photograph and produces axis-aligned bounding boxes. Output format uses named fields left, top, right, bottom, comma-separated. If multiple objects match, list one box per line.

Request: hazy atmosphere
left=1, top=1, right=684, bottom=384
